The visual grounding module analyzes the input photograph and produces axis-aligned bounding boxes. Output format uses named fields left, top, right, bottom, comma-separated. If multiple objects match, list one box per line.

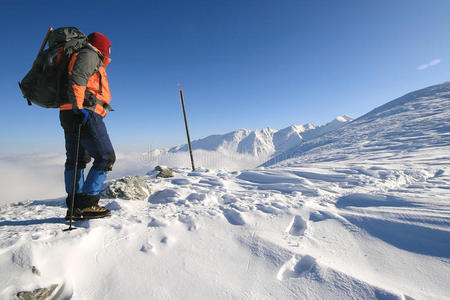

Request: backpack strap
left=98, top=70, right=103, bottom=95
left=86, top=44, right=111, bottom=110
left=18, top=82, right=33, bottom=105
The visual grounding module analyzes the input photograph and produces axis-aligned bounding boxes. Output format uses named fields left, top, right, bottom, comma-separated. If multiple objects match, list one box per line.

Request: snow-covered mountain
left=168, top=115, right=353, bottom=157
left=263, top=82, right=450, bottom=167
left=1, top=83, right=449, bottom=299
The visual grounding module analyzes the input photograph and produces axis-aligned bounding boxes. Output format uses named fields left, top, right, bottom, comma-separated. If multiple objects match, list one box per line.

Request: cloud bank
left=0, top=150, right=266, bottom=206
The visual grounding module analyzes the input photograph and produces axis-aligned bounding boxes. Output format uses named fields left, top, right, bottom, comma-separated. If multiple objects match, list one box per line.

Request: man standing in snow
left=59, top=32, right=115, bottom=220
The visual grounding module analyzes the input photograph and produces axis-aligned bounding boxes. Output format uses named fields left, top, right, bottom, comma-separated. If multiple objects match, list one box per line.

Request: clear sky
left=1, top=0, right=450, bottom=155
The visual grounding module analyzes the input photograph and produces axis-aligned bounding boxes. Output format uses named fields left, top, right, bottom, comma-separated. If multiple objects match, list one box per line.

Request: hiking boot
left=65, top=193, right=84, bottom=209
left=65, top=194, right=110, bottom=220
left=65, top=205, right=111, bottom=220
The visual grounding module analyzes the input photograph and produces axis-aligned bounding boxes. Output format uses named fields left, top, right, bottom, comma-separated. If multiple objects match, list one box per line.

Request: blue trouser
left=60, top=110, right=115, bottom=196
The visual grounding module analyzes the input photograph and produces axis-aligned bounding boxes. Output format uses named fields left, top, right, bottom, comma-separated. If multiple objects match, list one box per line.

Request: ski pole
left=178, top=84, right=195, bottom=171
left=64, top=123, right=82, bottom=232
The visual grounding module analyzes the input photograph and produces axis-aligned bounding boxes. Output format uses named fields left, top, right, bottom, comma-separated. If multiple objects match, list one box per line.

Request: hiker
left=59, top=32, right=115, bottom=220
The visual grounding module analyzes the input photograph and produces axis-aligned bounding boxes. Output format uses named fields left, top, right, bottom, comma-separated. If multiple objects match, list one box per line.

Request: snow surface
left=1, top=82, right=449, bottom=299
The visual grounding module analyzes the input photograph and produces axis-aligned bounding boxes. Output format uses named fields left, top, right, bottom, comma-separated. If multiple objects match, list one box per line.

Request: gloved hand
left=73, top=109, right=90, bottom=126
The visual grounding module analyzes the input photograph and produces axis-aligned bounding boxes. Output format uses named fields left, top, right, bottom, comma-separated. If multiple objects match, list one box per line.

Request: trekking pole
left=178, top=84, right=195, bottom=171
left=64, top=123, right=82, bottom=232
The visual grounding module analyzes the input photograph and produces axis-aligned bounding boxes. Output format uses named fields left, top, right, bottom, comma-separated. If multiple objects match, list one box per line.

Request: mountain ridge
left=264, top=81, right=450, bottom=167
left=168, top=115, right=353, bottom=157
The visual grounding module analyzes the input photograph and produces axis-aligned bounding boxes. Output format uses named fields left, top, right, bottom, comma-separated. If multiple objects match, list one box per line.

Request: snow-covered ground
left=0, top=82, right=449, bottom=299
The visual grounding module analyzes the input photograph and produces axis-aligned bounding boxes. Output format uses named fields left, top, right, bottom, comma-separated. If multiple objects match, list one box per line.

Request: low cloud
left=0, top=150, right=267, bottom=206
left=0, top=153, right=65, bottom=205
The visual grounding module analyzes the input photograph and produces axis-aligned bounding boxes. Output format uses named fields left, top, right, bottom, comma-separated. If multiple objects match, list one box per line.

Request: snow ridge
left=264, top=82, right=450, bottom=167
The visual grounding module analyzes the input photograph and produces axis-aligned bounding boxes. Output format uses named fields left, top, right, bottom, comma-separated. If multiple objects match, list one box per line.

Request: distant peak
left=335, top=115, right=353, bottom=122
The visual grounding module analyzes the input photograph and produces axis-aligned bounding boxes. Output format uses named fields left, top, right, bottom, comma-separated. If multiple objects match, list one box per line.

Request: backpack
left=19, top=27, right=88, bottom=108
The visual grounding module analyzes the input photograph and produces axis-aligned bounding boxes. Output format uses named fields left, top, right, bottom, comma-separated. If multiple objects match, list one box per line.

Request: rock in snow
left=16, top=284, right=59, bottom=300
left=155, top=165, right=175, bottom=178
left=101, top=176, right=151, bottom=200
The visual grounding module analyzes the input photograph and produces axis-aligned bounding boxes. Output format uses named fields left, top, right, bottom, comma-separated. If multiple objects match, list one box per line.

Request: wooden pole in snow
left=178, top=84, right=195, bottom=171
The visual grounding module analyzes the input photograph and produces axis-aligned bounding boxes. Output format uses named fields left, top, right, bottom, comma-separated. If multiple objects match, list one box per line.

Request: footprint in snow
left=140, top=242, right=154, bottom=253
left=293, top=255, right=316, bottom=276
left=309, top=211, right=333, bottom=222
left=105, top=201, right=121, bottom=211
left=277, top=255, right=316, bottom=280
left=149, top=189, right=179, bottom=204
left=271, top=202, right=287, bottom=210
left=221, top=208, right=246, bottom=226
left=256, top=204, right=279, bottom=215
left=171, top=178, right=191, bottom=185
left=199, top=178, right=224, bottom=187
left=186, top=193, right=206, bottom=202
left=147, top=217, right=167, bottom=227
left=178, top=214, right=198, bottom=231
left=287, top=215, right=307, bottom=236
left=160, top=236, right=175, bottom=246
left=221, top=194, right=237, bottom=204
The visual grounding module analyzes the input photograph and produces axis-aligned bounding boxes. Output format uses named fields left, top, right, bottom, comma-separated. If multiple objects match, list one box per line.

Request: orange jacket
left=60, top=45, right=112, bottom=117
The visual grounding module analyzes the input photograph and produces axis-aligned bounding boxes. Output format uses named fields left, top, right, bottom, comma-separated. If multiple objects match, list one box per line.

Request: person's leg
left=79, top=112, right=115, bottom=207
left=60, top=111, right=91, bottom=208
left=63, top=146, right=85, bottom=194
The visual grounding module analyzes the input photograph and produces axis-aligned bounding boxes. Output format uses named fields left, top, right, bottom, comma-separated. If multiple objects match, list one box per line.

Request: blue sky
left=1, top=0, right=450, bottom=155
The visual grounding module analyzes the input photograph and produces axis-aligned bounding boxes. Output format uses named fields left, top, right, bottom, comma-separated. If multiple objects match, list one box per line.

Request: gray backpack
left=19, top=27, right=88, bottom=108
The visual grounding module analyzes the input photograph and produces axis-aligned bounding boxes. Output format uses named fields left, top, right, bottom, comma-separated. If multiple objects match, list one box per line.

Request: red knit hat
left=88, top=32, right=111, bottom=57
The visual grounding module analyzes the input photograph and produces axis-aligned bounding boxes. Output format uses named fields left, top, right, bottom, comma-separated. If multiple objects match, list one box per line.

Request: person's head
left=88, top=32, right=111, bottom=58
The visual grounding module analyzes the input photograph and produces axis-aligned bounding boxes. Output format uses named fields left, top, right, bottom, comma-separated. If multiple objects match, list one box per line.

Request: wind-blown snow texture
left=0, top=82, right=449, bottom=299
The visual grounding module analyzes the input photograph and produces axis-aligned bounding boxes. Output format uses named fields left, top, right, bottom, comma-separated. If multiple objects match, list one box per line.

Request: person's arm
left=67, top=49, right=99, bottom=109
